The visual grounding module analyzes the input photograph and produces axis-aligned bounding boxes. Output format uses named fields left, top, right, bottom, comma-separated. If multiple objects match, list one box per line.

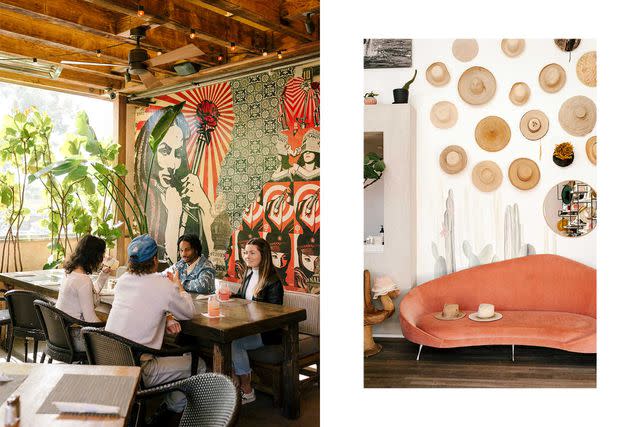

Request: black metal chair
left=137, top=373, right=239, bottom=427
left=33, top=300, right=105, bottom=364
left=4, top=290, right=47, bottom=362
left=0, top=290, right=12, bottom=350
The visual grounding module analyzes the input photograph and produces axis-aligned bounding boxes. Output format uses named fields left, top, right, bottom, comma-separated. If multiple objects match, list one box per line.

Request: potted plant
left=392, top=69, right=417, bottom=104
left=364, top=152, right=385, bottom=188
left=553, top=142, right=574, bottom=167
left=364, top=92, right=379, bottom=105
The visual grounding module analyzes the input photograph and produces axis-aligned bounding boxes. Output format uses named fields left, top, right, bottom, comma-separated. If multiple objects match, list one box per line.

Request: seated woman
left=166, top=234, right=216, bottom=294
left=55, top=235, right=112, bottom=349
left=230, top=237, right=284, bottom=404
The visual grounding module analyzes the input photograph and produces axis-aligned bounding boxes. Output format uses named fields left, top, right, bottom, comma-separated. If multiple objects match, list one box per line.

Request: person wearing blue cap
left=106, top=234, right=206, bottom=417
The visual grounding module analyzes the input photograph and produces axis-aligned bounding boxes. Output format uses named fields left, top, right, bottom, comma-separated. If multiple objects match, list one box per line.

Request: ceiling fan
left=61, top=26, right=205, bottom=89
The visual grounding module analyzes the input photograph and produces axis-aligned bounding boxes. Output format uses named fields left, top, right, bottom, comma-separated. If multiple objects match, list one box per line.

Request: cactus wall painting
left=432, top=189, right=457, bottom=279
left=462, top=240, right=497, bottom=268
left=504, top=203, right=536, bottom=260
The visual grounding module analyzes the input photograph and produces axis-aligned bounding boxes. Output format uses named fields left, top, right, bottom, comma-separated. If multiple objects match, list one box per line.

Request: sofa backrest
left=220, top=280, right=319, bottom=336
left=402, top=255, right=596, bottom=319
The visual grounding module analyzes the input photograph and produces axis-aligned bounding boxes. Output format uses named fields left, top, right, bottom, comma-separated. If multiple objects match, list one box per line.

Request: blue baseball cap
left=128, top=234, right=158, bottom=263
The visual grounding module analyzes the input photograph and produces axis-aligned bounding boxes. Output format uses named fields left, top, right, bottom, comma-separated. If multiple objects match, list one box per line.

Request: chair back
left=5, top=290, right=46, bottom=332
left=178, top=373, right=239, bottom=427
left=33, top=300, right=75, bottom=360
left=81, top=327, right=137, bottom=367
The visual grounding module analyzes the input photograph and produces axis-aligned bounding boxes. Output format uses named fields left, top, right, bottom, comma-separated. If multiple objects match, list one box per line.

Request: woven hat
left=458, top=66, right=496, bottom=105
left=439, top=145, right=467, bottom=174
left=539, top=63, right=566, bottom=93
left=576, top=51, right=597, bottom=87
left=475, top=116, right=510, bottom=152
left=509, top=82, right=530, bottom=105
left=472, top=161, right=502, bottom=192
left=430, top=101, right=458, bottom=128
left=508, top=158, right=540, bottom=190
left=555, top=39, right=581, bottom=52
left=426, top=62, right=450, bottom=86
left=519, top=110, right=549, bottom=141
left=452, top=39, right=479, bottom=62
left=586, top=136, right=597, bottom=165
left=469, top=303, right=502, bottom=322
left=434, top=303, right=466, bottom=321
left=558, top=95, right=597, bottom=136
left=501, top=39, right=525, bottom=57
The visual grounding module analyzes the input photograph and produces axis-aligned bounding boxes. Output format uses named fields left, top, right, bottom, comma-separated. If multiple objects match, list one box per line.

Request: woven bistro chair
left=5, top=290, right=47, bottom=362
left=137, top=373, right=239, bottom=427
left=33, top=300, right=104, bottom=364
left=0, top=290, right=12, bottom=350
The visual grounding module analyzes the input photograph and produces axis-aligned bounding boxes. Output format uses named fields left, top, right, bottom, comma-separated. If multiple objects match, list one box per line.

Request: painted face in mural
left=300, top=250, right=318, bottom=274
left=243, top=244, right=262, bottom=269
left=271, top=251, right=288, bottom=269
left=302, top=151, right=316, bottom=165
left=156, top=125, right=186, bottom=188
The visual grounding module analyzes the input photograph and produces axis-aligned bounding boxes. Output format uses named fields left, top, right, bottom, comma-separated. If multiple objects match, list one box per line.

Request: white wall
left=364, top=39, right=596, bottom=334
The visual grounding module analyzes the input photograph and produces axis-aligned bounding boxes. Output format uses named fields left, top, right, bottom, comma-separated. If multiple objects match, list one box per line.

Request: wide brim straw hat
left=508, top=158, right=540, bottom=190
left=426, top=62, right=451, bottom=86
left=586, top=136, right=597, bottom=165
left=458, top=66, right=497, bottom=105
left=439, top=145, right=467, bottom=174
left=577, top=51, right=597, bottom=87
left=475, top=116, right=511, bottom=152
left=472, top=161, right=503, bottom=192
left=452, top=39, right=479, bottom=62
left=434, top=303, right=466, bottom=320
left=430, top=101, right=458, bottom=128
left=501, top=39, right=525, bottom=57
left=519, top=110, right=549, bottom=141
left=509, top=82, right=530, bottom=105
left=539, top=63, right=566, bottom=93
left=558, top=95, right=597, bottom=136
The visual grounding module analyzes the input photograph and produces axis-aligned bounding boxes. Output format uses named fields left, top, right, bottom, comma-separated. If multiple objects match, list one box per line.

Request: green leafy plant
left=402, top=69, right=417, bottom=90
left=364, top=92, right=379, bottom=98
left=364, top=152, right=385, bottom=189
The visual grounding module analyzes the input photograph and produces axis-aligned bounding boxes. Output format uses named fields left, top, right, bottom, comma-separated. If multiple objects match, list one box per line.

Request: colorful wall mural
left=134, top=63, right=320, bottom=293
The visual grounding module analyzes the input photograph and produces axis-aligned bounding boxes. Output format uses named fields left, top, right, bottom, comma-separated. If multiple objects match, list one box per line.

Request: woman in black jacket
left=231, top=237, right=284, bottom=404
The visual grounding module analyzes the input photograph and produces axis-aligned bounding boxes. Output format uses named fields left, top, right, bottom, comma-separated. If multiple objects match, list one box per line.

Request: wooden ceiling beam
left=0, top=71, right=109, bottom=99
left=184, top=0, right=317, bottom=42
left=281, top=0, right=319, bottom=20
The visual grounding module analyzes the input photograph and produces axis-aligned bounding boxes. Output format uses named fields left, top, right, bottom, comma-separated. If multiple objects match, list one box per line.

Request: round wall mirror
left=543, top=180, right=597, bottom=237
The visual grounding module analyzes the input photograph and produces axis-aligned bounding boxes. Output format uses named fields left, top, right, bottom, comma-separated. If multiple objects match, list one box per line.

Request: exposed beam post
left=114, top=94, right=128, bottom=264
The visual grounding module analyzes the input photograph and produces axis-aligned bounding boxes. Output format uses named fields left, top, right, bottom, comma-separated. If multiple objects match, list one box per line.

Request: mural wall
left=134, top=62, right=320, bottom=293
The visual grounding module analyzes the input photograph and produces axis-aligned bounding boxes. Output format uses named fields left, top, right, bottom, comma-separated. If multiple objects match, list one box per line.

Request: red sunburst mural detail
left=278, top=77, right=320, bottom=132
left=139, top=82, right=235, bottom=201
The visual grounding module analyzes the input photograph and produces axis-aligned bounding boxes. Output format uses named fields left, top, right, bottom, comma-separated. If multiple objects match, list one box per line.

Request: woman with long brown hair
left=231, top=237, right=284, bottom=404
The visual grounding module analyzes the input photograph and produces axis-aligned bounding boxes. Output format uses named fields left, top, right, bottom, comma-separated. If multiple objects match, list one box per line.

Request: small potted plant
left=392, top=69, right=417, bottom=104
left=553, top=142, right=574, bottom=167
left=364, top=92, right=379, bottom=105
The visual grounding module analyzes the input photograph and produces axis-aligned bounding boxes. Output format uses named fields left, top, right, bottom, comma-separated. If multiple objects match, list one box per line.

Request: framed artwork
left=364, top=39, right=412, bottom=69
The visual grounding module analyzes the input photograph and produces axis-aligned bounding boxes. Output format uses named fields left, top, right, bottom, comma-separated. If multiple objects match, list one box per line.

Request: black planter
left=553, top=154, right=574, bottom=167
left=393, top=88, right=409, bottom=104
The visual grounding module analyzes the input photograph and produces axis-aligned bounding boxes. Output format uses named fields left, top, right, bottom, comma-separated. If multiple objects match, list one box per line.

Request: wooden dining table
left=0, top=363, right=140, bottom=426
left=0, top=270, right=307, bottom=419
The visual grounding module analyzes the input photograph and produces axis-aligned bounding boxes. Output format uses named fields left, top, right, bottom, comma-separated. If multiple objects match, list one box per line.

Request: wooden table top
left=0, top=363, right=140, bottom=426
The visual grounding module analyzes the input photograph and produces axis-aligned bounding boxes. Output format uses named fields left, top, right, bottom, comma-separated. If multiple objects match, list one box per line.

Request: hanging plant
left=364, top=152, right=385, bottom=189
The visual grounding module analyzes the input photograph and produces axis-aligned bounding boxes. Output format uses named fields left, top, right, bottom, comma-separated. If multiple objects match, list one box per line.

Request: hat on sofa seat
left=469, top=303, right=502, bottom=322
left=434, top=303, right=465, bottom=320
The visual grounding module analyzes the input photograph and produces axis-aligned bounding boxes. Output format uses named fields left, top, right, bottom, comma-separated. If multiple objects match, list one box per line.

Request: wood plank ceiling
left=0, top=0, right=319, bottom=99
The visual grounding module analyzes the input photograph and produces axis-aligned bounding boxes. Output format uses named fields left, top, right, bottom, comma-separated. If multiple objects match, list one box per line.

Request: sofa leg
left=511, top=345, right=515, bottom=362
left=416, top=345, right=423, bottom=361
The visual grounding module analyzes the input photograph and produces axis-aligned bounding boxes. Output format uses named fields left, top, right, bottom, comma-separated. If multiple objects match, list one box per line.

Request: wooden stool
left=364, top=270, right=399, bottom=357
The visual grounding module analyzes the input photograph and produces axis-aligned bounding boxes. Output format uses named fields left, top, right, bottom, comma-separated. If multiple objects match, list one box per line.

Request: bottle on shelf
left=379, top=225, right=384, bottom=245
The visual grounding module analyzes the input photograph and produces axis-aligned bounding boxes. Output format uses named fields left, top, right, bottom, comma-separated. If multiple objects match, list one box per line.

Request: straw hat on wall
left=475, top=116, right=511, bottom=152
left=577, top=51, right=597, bottom=87
left=426, top=62, right=451, bottom=86
left=558, top=96, right=597, bottom=136
left=519, top=110, right=549, bottom=141
left=430, top=101, right=458, bottom=129
left=509, top=82, right=530, bottom=105
left=452, top=39, right=479, bottom=62
left=472, top=161, right=502, bottom=192
left=539, top=63, right=566, bottom=93
left=508, top=158, right=540, bottom=190
left=439, top=145, right=467, bottom=174
left=501, top=39, right=525, bottom=57
left=458, top=66, right=497, bottom=105
left=586, top=136, right=597, bottom=165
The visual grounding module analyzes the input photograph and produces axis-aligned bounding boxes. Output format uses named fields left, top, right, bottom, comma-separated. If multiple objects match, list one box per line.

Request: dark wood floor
left=364, top=338, right=596, bottom=388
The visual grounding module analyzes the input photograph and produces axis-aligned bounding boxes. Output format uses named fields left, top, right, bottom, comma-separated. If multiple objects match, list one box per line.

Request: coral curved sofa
left=399, top=254, right=596, bottom=353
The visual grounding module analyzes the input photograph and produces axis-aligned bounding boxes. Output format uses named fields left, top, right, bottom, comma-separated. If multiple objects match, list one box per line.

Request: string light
left=230, top=42, right=236, bottom=52
left=96, top=49, right=102, bottom=58
left=277, top=50, right=282, bottom=59
left=217, top=53, right=224, bottom=62
left=157, top=51, right=162, bottom=56
left=189, top=28, right=196, bottom=39
left=262, top=49, right=268, bottom=57
left=137, top=5, right=144, bottom=17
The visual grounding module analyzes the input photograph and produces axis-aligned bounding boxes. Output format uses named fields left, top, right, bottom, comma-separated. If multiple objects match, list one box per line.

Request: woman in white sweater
left=55, top=235, right=112, bottom=348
